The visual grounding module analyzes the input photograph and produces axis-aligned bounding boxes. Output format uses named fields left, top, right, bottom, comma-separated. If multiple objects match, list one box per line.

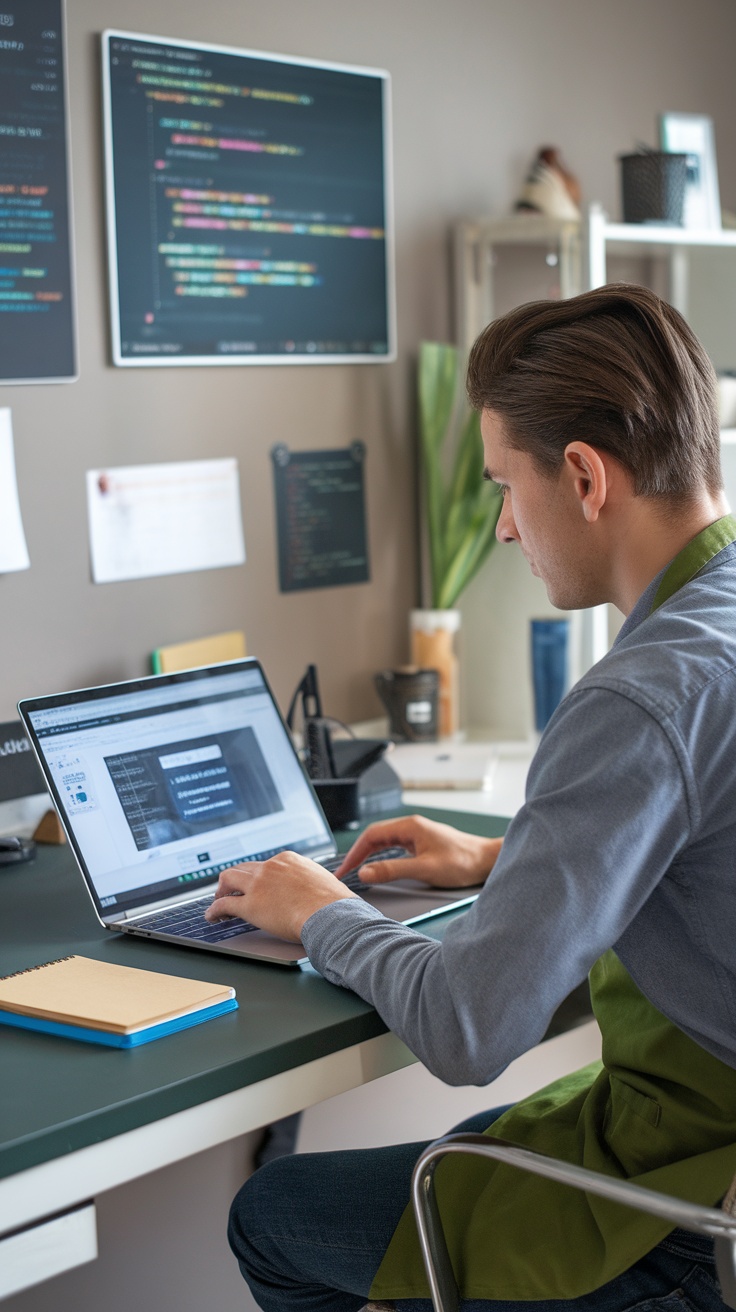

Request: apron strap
left=650, top=514, right=736, bottom=614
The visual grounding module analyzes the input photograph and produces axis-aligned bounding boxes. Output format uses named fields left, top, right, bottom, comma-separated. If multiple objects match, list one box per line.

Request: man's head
left=467, top=285, right=727, bottom=613
left=466, top=282, right=722, bottom=502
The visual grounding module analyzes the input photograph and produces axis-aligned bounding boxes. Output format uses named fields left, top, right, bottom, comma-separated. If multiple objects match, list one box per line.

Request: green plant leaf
left=445, top=487, right=486, bottom=563
left=418, top=342, right=457, bottom=457
left=448, top=407, right=484, bottom=509
left=418, top=341, right=501, bottom=607
left=437, top=495, right=502, bottom=609
left=419, top=342, right=459, bottom=603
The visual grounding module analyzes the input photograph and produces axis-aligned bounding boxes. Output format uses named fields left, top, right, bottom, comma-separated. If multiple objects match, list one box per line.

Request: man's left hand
left=204, top=851, right=357, bottom=942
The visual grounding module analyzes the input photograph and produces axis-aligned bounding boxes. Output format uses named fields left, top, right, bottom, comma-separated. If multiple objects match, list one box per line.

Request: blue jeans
left=228, top=1108, right=727, bottom=1312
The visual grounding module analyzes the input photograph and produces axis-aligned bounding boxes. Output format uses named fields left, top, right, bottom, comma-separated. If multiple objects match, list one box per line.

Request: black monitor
left=101, top=30, right=395, bottom=367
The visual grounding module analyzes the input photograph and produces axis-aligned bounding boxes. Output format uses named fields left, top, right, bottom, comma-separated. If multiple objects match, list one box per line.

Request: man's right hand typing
left=333, top=814, right=502, bottom=889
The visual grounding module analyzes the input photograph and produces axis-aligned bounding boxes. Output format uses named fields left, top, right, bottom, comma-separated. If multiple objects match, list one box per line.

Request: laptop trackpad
left=219, top=928, right=308, bottom=965
left=360, top=880, right=479, bottom=924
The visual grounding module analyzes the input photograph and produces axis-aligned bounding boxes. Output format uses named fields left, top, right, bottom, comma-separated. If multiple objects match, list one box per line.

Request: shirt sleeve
left=301, top=685, right=694, bottom=1086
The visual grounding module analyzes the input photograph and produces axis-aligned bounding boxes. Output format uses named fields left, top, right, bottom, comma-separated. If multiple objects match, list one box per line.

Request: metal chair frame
left=411, top=1132, right=736, bottom=1312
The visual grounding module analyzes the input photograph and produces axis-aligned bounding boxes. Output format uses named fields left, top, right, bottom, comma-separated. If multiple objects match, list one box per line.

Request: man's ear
left=563, top=442, right=607, bottom=523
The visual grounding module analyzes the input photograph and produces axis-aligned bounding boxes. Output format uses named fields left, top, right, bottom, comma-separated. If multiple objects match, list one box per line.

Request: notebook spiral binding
left=0, top=954, right=75, bottom=981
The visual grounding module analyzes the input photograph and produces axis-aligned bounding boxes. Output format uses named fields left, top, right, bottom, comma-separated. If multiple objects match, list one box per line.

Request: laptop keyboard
left=131, top=846, right=410, bottom=944
left=323, top=846, right=409, bottom=892
left=134, top=894, right=256, bottom=943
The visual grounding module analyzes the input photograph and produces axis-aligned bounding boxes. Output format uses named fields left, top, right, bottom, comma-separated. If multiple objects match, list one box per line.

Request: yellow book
left=0, top=955, right=237, bottom=1048
left=152, top=631, right=246, bottom=675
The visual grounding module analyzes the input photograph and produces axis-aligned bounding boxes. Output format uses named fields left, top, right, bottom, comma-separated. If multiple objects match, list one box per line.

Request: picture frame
left=659, top=112, right=721, bottom=230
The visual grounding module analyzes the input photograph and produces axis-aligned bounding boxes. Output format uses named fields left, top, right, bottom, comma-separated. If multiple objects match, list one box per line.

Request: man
left=206, top=283, right=736, bottom=1312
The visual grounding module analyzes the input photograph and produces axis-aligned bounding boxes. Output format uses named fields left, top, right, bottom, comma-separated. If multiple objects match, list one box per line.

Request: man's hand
left=334, top=814, right=503, bottom=888
left=204, top=851, right=357, bottom=942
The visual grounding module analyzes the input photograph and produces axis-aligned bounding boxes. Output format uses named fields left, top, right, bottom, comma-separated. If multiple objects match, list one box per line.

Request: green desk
left=0, top=806, right=590, bottom=1296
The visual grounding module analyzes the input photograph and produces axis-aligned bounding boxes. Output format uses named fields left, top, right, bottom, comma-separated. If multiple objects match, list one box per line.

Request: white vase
left=410, top=609, right=461, bottom=738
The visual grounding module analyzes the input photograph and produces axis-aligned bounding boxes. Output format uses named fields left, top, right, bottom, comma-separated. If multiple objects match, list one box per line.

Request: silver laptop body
left=19, top=660, right=478, bottom=967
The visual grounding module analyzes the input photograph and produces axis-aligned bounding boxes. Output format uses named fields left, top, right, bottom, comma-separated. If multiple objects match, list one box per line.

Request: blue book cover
left=0, top=996, right=238, bottom=1047
left=0, top=954, right=238, bottom=1047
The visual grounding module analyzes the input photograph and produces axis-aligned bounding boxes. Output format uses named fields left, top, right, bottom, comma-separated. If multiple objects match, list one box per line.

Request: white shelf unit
left=584, top=206, right=736, bottom=661
left=455, top=205, right=736, bottom=349
left=454, top=214, right=583, bottom=353
left=453, top=206, right=736, bottom=680
left=586, top=201, right=736, bottom=318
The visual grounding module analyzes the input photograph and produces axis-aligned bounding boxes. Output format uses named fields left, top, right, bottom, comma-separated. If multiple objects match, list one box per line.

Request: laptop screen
left=21, top=661, right=334, bottom=916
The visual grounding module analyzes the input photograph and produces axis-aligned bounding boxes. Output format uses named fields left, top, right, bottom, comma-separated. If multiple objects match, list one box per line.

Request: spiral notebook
left=0, top=955, right=237, bottom=1048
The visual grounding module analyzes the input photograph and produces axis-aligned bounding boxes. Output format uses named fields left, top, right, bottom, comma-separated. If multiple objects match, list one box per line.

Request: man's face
left=481, top=409, right=600, bottom=610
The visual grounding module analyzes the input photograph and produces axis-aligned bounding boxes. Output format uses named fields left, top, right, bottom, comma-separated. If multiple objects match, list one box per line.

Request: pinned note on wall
left=86, top=458, right=246, bottom=584
left=0, top=409, right=30, bottom=574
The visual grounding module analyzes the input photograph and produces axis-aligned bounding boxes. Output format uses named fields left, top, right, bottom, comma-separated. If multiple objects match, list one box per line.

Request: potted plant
left=412, top=341, right=502, bottom=735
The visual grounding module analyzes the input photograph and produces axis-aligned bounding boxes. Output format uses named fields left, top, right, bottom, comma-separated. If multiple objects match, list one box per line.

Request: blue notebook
left=0, top=997, right=238, bottom=1047
left=0, top=955, right=238, bottom=1047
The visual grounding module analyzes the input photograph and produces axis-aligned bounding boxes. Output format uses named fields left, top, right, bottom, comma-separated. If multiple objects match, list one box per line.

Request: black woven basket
left=620, top=152, right=688, bottom=224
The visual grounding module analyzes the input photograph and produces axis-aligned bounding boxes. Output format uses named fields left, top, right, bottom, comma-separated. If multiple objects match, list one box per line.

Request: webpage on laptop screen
left=27, top=669, right=332, bottom=913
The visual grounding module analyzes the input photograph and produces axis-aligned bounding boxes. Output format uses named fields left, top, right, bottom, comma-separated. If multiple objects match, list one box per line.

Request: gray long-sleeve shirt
left=302, top=544, right=736, bottom=1086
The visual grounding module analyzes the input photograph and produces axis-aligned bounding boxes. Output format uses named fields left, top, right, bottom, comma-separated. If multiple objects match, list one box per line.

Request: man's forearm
left=301, top=897, right=554, bottom=1086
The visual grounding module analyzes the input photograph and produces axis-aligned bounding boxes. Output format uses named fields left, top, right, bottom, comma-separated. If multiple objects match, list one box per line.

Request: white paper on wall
left=0, top=409, right=30, bottom=574
left=86, top=458, right=246, bottom=584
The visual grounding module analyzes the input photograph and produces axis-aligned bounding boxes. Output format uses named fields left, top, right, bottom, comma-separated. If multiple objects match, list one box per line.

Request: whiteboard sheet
left=86, top=459, right=246, bottom=584
left=0, top=409, right=30, bottom=573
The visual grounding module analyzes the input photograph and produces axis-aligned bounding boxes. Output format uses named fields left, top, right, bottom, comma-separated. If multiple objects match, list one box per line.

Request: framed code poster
left=0, top=0, right=77, bottom=382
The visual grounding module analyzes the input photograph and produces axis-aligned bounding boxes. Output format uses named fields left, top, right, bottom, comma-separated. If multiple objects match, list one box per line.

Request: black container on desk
left=374, top=667, right=439, bottom=742
left=313, top=740, right=402, bottom=830
left=620, top=151, right=688, bottom=224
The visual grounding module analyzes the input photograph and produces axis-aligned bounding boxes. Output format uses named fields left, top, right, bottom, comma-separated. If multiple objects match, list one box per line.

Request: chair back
left=411, top=1133, right=736, bottom=1312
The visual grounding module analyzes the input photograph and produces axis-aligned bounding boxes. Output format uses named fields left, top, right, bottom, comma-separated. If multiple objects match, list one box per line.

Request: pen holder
left=313, top=778, right=362, bottom=831
left=619, top=152, right=687, bottom=225
left=311, top=738, right=402, bottom=830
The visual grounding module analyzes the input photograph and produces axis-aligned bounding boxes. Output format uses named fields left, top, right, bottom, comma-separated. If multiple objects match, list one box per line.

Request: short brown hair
left=466, top=283, right=722, bottom=499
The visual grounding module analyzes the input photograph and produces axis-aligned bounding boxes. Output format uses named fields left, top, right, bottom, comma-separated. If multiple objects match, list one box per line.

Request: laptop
left=390, top=742, right=497, bottom=791
left=18, top=660, right=480, bottom=966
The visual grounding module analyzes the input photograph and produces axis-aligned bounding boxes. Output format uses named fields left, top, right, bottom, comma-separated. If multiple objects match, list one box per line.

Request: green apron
left=371, top=515, right=736, bottom=1302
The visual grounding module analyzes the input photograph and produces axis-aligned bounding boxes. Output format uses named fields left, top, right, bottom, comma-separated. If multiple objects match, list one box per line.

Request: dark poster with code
left=272, top=442, right=370, bottom=592
left=0, top=0, right=76, bottom=382
left=103, top=32, right=391, bottom=365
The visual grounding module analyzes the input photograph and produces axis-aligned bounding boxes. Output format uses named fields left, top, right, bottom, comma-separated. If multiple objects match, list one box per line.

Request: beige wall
left=2, top=0, right=736, bottom=727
